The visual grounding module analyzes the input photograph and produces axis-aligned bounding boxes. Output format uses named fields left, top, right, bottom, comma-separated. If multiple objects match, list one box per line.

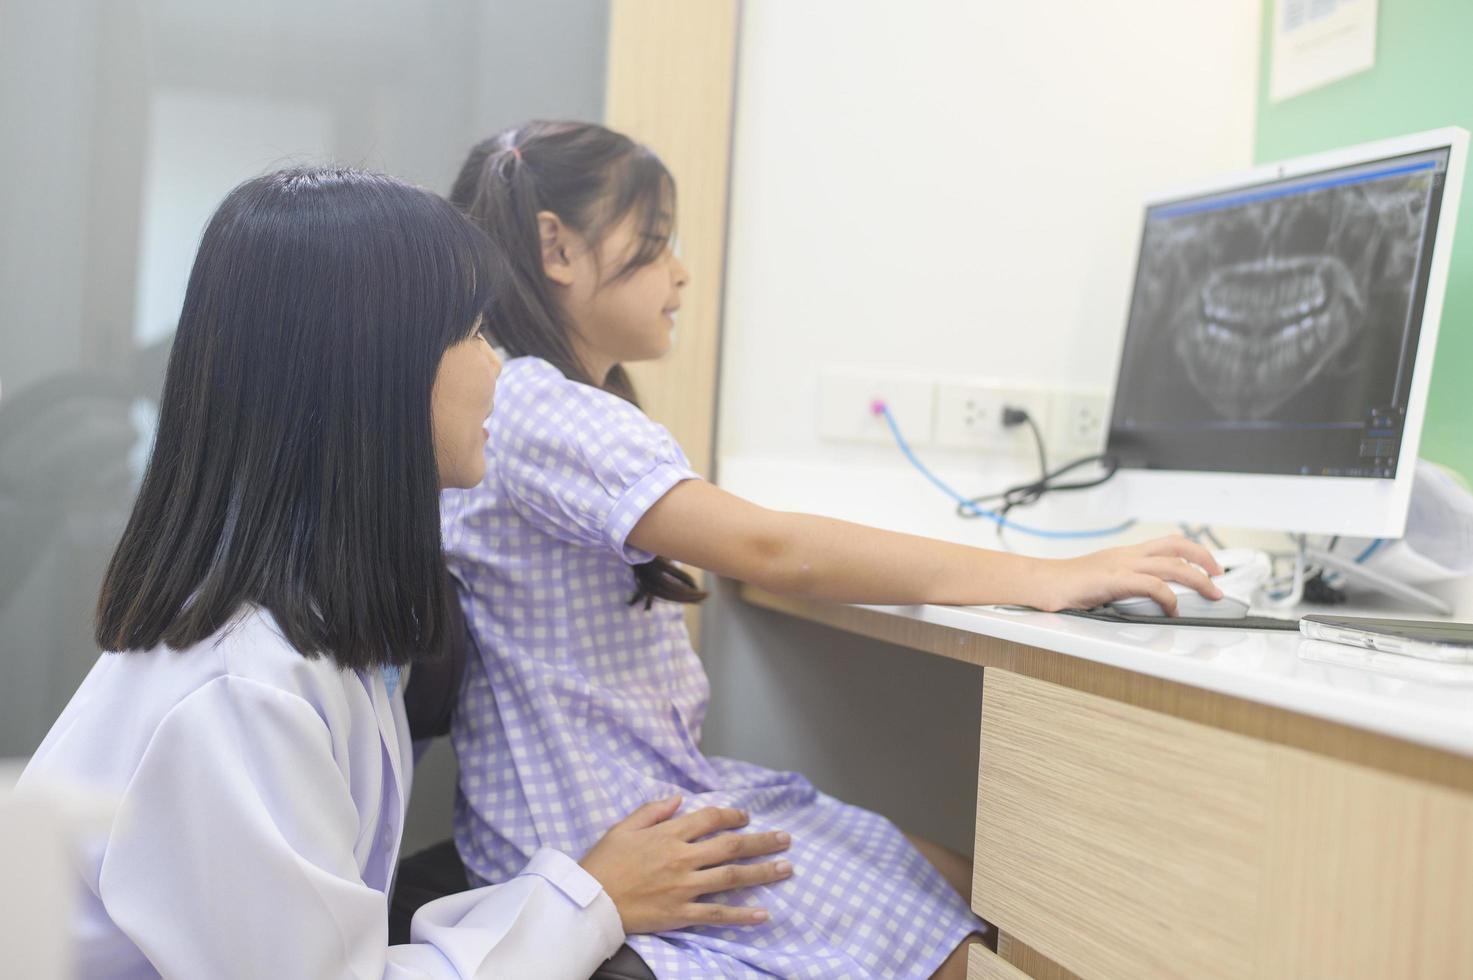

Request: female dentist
left=18, top=168, right=792, bottom=979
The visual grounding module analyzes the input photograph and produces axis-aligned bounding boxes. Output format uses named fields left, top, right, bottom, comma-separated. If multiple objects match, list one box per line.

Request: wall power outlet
left=934, top=381, right=1053, bottom=454
left=816, top=368, right=935, bottom=445
left=814, top=367, right=1111, bottom=462
left=1053, top=391, right=1111, bottom=456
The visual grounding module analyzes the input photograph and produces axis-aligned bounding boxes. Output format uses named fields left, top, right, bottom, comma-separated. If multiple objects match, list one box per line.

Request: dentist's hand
left=1030, top=535, right=1224, bottom=615
left=580, top=795, right=793, bottom=934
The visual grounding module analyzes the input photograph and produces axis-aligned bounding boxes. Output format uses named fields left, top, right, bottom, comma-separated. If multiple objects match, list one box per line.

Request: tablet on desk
left=1300, top=615, right=1473, bottom=664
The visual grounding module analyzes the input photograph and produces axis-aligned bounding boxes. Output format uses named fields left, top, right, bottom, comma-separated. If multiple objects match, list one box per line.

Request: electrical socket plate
left=934, top=381, right=1053, bottom=454
left=1052, top=391, right=1112, bottom=455
left=817, top=368, right=935, bottom=445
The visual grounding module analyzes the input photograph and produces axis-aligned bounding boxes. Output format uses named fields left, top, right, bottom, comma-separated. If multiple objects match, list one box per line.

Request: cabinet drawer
left=968, top=943, right=1030, bottom=980
left=973, top=669, right=1473, bottom=979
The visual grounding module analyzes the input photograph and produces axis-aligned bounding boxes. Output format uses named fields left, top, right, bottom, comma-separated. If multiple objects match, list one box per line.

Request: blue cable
left=875, top=402, right=1136, bottom=540
left=1354, top=538, right=1384, bottom=563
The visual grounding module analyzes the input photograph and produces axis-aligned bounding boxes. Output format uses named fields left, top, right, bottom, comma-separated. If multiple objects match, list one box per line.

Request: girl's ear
left=537, top=211, right=577, bottom=287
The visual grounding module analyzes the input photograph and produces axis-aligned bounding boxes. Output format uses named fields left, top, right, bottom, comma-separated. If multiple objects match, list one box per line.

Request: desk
left=739, top=585, right=1473, bottom=980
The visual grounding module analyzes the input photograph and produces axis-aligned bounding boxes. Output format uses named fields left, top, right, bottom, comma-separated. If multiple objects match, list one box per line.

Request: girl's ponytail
left=451, top=122, right=707, bottom=609
left=450, top=135, right=575, bottom=377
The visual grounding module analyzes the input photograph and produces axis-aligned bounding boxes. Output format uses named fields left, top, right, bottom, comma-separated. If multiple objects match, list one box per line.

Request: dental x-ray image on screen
left=1109, top=149, right=1450, bottom=479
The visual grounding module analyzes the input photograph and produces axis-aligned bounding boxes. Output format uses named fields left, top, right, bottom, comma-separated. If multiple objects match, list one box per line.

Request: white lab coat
left=18, top=606, right=625, bottom=979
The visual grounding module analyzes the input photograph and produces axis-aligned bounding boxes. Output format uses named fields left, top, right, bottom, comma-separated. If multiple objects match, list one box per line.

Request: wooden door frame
left=605, top=0, right=741, bottom=643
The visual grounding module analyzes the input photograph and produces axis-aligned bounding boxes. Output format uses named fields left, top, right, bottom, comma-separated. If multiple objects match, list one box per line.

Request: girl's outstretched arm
left=626, top=480, right=1222, bottom=615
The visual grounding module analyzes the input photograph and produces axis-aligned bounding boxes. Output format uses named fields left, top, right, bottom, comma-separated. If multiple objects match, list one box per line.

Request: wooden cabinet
left=974, top=670, right=1473, bottom=980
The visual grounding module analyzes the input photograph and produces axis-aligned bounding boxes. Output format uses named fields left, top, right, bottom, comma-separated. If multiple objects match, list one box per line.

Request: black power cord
left=955, top=406, right=1121, bottom=538
left=1003, top=406, right=1047, bottom=483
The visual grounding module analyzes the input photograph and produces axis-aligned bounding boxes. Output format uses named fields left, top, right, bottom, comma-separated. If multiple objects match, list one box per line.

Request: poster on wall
left=1269, top=0, right=1379, bottom=102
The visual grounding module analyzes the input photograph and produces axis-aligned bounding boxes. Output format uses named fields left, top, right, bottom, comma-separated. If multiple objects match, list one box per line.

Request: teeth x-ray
left=1116, top=171, right=1435, bottom=427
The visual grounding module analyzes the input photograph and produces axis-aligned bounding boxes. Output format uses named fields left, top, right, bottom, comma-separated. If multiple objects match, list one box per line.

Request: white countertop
left=719, top=453, right=1473, bottom=759
left=833, top=599, right=1473, bottom=758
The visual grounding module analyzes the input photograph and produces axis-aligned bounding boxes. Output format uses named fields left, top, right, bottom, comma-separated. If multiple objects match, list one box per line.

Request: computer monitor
left=1105, top=127, right=1468, bottom=537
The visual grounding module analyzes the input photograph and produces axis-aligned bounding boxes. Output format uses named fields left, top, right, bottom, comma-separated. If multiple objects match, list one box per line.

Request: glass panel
left=0, top=0, right=609, bottom=758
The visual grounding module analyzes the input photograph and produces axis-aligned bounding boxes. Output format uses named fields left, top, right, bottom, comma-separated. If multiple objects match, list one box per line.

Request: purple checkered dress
left=441, top=357, right=981, bottom=978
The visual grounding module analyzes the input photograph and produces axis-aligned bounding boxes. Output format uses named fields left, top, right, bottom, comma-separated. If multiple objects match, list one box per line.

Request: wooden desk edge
left=738, top=584, right=1473, bottom=793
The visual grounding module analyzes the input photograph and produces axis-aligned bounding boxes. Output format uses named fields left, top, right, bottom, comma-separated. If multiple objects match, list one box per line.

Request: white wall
left=699, top=0, right=1263, bottom=855
left=717, top=0, right=1261, bottom=470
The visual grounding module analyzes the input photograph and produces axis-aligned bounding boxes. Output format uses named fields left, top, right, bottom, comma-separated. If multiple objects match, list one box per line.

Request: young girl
left=19, top=167, right=792, bottom=979
left=442, top=122, right=1222, bottom=979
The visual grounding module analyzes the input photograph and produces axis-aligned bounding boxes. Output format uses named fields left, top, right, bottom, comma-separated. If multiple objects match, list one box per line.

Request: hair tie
left=508, top=145, right=523, bottom=162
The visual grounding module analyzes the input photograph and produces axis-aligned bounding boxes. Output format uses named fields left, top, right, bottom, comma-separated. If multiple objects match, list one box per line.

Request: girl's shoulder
left=487, top=358, right=694, bottom=498
left=495, top=356, right=658, bottom=440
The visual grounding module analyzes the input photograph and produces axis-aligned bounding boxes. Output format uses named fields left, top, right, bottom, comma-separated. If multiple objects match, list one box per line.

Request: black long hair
left=449, top=121, right=706, bottom=608
left=95, top=167, right=494, bottom=669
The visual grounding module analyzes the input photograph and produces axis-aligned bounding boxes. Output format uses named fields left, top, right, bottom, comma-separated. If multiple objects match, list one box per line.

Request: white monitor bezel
left=1105, top=127, right=1469, bottom=538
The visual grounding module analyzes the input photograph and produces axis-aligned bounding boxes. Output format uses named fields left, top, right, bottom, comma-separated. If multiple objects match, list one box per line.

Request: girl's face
left=431, top=325, right=500, bottom=489
left=548, top=209, right=690, bottom=377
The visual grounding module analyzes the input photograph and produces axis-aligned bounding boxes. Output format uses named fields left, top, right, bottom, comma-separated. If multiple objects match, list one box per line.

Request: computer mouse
left=1106, top=548, right=1269, bottom=619
left=1108, top=586, right=1250, bottom=619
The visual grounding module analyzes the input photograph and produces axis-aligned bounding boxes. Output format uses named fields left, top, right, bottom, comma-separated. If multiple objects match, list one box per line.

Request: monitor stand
left=1306, top=544, right=1455, bottom=616
left=1192, top=530, right=1459, bottom=618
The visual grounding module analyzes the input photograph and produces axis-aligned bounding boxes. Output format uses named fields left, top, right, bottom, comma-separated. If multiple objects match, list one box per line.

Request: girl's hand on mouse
left=579, top=795, right=793, bottom=935
left=1029, top=535, right=1224, bottom=615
